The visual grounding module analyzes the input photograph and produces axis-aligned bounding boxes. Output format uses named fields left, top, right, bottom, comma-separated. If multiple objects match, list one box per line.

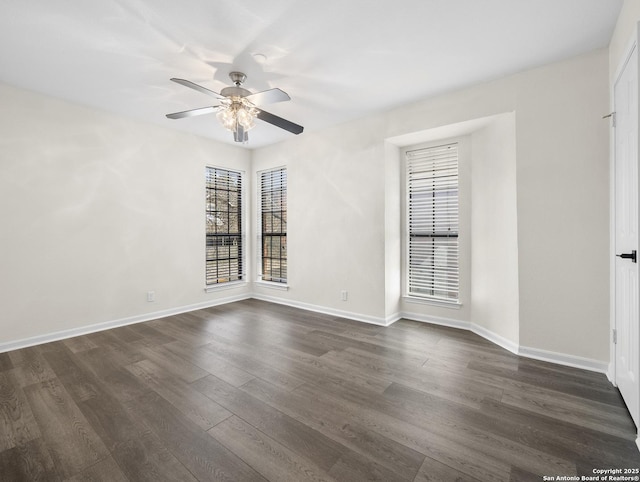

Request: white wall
left=514, top=53, right=609, bottom=360
left=389, top=51, right=609, bottom=361
left=383, top=141, right=402, bottom=321
left=0, top=82, right=251, bottom=347
left=251, top=115, right=389, bottom=323
left=470, top=113, right=519, bottom=345
left=254, top=48, right=610, bottom=363
left=0, top=47, right=611, bottom=366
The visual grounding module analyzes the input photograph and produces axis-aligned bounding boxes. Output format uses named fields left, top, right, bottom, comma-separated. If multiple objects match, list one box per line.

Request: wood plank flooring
left=0, top=299, right=638, bottom=481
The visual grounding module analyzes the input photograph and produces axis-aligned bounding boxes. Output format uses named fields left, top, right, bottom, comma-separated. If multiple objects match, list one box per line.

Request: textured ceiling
left=0, top=0, right=623, bottom=148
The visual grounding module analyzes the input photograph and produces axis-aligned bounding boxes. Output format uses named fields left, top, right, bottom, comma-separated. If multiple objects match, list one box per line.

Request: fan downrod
left=229, top=72, right=247, bottom=86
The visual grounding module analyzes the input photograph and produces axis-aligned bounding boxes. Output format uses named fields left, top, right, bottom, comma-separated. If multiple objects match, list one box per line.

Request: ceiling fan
left=166, top=72, right=304, bottom=143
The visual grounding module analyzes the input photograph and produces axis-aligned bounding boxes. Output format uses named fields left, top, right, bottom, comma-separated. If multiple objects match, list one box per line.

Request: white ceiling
left=0, top=0, right=623, bottom=149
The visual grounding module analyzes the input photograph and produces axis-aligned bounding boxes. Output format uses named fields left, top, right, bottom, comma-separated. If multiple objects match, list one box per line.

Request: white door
left=614, top=40, right=640, bottom=429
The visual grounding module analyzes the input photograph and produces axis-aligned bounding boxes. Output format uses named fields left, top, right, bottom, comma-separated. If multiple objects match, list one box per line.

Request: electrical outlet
left=147, top=291, right=155, bottom=302
left=341, top=290, right=348, bottom=301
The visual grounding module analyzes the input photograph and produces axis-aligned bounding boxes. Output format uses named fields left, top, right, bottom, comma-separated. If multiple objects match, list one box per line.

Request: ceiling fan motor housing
left=222, top=72, right=250, bottom=98
left=220, top=85, right=251, bottom=98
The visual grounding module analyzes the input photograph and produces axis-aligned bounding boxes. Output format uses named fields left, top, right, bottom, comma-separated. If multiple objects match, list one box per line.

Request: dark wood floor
left=0, top=299, right=638, bottom=481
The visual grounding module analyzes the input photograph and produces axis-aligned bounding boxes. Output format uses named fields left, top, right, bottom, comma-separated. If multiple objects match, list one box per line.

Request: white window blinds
left=205, top=167, right=243, bottom=285
left=406, top=143, right=459, bottom=302
left=260, top=167, right=287, bottom=283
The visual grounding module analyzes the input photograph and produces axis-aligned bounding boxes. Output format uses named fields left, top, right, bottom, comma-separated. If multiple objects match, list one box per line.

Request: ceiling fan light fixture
left=215, top=97, right=258, bottom=133
left=166, top=72, right=303, bottom=143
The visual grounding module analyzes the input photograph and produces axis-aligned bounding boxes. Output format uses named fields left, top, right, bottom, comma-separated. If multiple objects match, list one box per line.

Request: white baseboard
left=399, top=310, right=606, bottom=374
left=399, top=310, right=470, bottom=331
left=0, top=293, right=610, bottom=377
left=518, top=345, right=608, bottom=374
left=385, top=312, right=402, bottom=326
left=470, top=323, right=519, bottom=355
left=400, top=310, right=518, bottom=354
left=0, top=293, right=251, bottom=354
left=252, top=293, right=393, bottom=326
left=607, top=363, right=616, bottom=385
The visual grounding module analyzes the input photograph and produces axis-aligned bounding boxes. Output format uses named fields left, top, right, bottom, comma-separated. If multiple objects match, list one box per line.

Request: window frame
left=204, top=166, right=246, bottom=290
left=402, top=139, right=463, bottom=306
left=257, top=166, right=288, bottom=286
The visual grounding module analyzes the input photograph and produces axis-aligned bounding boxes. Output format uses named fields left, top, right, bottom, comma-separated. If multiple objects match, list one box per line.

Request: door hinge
left=603, top=112, right=616, bottom=127
left=613, top=328, right=617, bottom=344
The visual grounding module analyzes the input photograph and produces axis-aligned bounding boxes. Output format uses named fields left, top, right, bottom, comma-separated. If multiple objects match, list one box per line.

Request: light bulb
left=216, top=98, right=258, bottom=134
left=236, top=107, right=256, bottom=130
left=216, top=106, right=236, bottom=131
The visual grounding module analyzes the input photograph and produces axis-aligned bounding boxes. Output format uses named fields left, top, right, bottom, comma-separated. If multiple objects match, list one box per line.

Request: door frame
left=609, top=22, right=640, bottom=451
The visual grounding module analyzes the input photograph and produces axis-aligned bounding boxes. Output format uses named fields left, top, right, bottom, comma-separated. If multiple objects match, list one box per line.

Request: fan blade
left=256, top=109, right=304, bottom=135
left=166, top=106, right=220, bottom=119
left=170, top=78, right=225, bottom=100
left=245, top=88, right=290, bottom=106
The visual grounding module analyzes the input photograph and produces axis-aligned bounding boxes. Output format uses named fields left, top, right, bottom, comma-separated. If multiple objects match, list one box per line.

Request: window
left=259, top=167, right=287, bottom=283
left=205, top=167, right=243, bottom=285
left=406, top=143, right=459, bottom=302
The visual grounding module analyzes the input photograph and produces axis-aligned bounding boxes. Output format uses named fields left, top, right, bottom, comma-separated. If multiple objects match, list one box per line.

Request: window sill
left=255, top=280, right=289, bottom=291
left=204, top=281, right=248, bottom=293
left=403, top=296, right=462, bottom=309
